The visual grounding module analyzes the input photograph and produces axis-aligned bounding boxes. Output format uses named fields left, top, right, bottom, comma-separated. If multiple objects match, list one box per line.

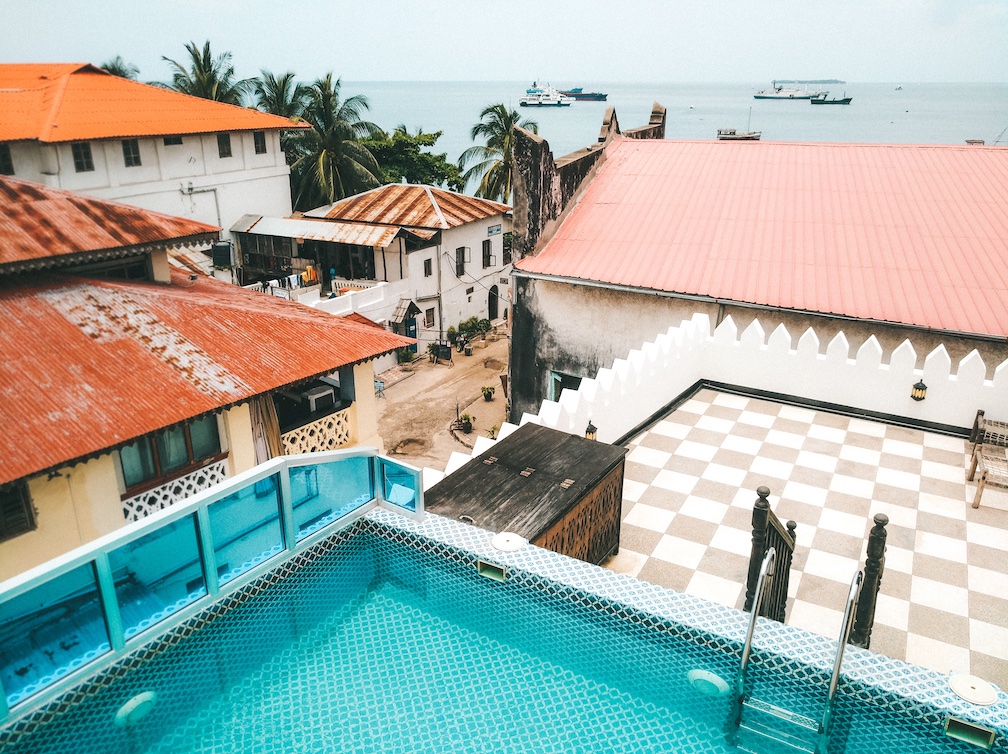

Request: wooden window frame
left=120, top=418, right=224, bottom=498
left=71, top=142, right=94, bottom=172
left=0, top=482, right=36, bottom=543
left=0, top=144, right=14, bottom=175
left=217, top=133, right=232, bottom=159
left=253, top=131, right=267, bottom=154
left=122, top=139, right=142, bottom=167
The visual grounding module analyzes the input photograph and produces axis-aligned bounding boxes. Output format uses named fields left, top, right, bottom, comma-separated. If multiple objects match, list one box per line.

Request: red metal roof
left=0, top=64, right=304, bottom=143
left=0, top=270, right=412, bottom=485
left=517, top=138, right=1008, bottom=338
left=0, top=176, right=219, bottom=270
left=305, top=183, right=509, bottom=229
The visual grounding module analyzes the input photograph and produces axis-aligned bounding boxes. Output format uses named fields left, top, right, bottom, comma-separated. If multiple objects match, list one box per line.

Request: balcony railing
left=0, top=449, right=422, bottom=723
left=121, top=458, right=229, bottom=522
left=281, top=407, right=352, bottom=454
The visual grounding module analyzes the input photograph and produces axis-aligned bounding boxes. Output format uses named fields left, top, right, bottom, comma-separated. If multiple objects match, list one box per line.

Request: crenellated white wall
left=521, top=314, right=1008, bottom=444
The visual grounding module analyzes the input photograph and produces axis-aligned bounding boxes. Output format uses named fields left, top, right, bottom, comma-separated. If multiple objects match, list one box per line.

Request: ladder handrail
left=738, top=546, right=775, bottom=697
left=819, top=569, right=863, bottom=751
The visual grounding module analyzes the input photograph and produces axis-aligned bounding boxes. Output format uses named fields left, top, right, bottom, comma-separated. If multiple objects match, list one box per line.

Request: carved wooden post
left=743, top=486, right=771, bottom=612
left=850, top=513, right=888, bottom=649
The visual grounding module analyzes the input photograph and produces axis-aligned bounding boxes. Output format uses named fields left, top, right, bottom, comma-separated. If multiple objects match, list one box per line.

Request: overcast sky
left=4, top=0, right=1006, bottom=83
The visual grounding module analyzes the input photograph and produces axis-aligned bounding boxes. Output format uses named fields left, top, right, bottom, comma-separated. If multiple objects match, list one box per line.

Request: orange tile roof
left=516, top=138, right=1008, bottom=339
left=0, top=176, right=219, bottom=271
left=0, top=269, right=412, bottom=486
left=344, top=312, right=384, bottom=329
left=0, top=63, right=304, bottom=143
left=305, top=183, right=509, bottom=229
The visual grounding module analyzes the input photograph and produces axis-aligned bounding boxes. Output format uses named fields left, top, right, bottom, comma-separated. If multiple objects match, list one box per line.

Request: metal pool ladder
left=730, top=552, right=864, bottom=754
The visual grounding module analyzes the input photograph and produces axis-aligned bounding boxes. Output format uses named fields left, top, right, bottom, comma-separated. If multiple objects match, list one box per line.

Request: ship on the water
left=754, top=81, right=825, bottom=100
left=520, top=82, right=574, bottom=107
left=559, top=87, right=608, bottom=101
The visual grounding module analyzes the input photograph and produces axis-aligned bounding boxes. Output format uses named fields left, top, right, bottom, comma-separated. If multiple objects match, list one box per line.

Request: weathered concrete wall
left=509, top=277, right=1008, bottom=423
left=510, top=103, right=667, bottom=260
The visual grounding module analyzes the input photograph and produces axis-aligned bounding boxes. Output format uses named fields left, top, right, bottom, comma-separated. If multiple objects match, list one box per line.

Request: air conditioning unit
left=305, top=386, right=335, bottom=413
left=211, top=242, right=232, bottom=268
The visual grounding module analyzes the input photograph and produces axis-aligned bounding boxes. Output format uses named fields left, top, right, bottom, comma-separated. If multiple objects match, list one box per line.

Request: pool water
left=1, top=527, right=998, bottom=753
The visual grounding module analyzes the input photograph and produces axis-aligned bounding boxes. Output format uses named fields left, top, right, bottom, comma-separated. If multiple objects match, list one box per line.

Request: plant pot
left=461, top=421, right=472, bottom=434
left=464, top=345, right=473, bottom=356
left=483, top=393, right=493, bottom=402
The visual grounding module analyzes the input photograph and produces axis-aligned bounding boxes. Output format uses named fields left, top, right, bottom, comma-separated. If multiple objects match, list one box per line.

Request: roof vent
left=560, top=478, right=575, bottom=489
left=483, top=456, right=498, bottom=465
left=520, top=467, right=535, bottom=477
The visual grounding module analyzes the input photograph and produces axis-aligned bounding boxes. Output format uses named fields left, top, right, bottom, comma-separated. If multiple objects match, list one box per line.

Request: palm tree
left=458, top=104, right=538, bottom=203
left=289, top=74, right=382, bottom=210
left=101, top=56, right=139, bottom=80
left=253, top=70, right=308, bottom=119
left=162, top=41, right=251, bottom=105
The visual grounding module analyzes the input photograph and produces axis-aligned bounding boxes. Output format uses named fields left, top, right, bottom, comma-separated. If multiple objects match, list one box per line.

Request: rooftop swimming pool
left=1, top=451, right=1005, bottom=753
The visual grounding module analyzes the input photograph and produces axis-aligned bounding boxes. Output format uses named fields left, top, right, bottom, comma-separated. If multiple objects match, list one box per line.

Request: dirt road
left=376, top=338, right=509, bottom=470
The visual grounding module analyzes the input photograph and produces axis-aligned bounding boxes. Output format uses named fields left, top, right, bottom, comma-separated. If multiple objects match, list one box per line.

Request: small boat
left=810, top=93, right=852, bottom=105
left=754, top=81, right=825, bottom=100
left=559, top=87, right=608, bottom=101
left=895, top=85, right=903, bottom=90
left=519, top=84, right=574, bottom=107
left=717, top=128, right=761, bottom=140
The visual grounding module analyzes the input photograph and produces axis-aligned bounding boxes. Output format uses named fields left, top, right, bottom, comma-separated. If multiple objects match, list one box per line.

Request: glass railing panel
left=292, top=456, right=374, bottom=542
left=107, top=514, right=205, bottom=641
left=380, top=459, right=419, bottom=512
left=0, top=562, right=110, bottom=709
left=208, top=474, right=284, bottom=586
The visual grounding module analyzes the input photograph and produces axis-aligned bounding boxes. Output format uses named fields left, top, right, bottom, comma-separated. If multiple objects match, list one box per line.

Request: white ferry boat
left=754, top=81, right=825, bottom=100
left=519, top=83, right=574, bottom=107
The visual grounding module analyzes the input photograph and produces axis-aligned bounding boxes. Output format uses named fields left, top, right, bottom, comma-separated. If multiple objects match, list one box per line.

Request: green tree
left=366, top=125, right=464, bottom=190
left=253, top=70, right=308, bottom=119
left=289, top=74, right=382, bottom=210
left=162, top=41, right=251, bottom=105
left=101, top=56, right=139, bottom=80
left=458, top=104, right=538, bottom=203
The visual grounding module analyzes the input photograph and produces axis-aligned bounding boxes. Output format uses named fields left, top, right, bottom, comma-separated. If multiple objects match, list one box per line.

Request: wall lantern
left=585, top=420, right=597, bottom=441
left=911, top=380, right=927, bottom=402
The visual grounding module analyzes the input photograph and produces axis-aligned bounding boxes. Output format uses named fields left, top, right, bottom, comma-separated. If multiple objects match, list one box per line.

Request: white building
left=233, top=184, right=512, bottom=350
left=0, top=63, right=301, bottom=245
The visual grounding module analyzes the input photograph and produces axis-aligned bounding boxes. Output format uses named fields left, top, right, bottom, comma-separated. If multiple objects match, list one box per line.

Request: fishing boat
left=810, top=95, right=852, bottom=105
left=754, top=81, right=825, bottom=100
left=717, top=128, right=761, bottom=140
left=559, top=87, right=608, bottom=101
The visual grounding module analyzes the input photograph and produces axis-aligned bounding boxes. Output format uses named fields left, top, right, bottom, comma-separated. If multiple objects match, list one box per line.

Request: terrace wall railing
left=743, top=486, right=796, bottom=623
left=0, top=448, right=423, bottom=724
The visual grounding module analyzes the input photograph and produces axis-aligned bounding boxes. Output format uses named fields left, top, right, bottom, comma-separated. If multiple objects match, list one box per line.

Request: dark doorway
left=488, top=285, right=499, bottom=320
left=405, top=317, right=418, bottom=353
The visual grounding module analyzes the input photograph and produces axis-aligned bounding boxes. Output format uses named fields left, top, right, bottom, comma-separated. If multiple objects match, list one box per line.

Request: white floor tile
left=922, top=433, right=967, bottom=452
left=829, top=474, right=875, bottom=499
left=881, top=438, right=925, bottom=459
left=679, top=399, right=711, bottom=415
left=677, top=440, right=719, bottom=462
left=883, top=546, right=914, bottom=575
left=629, top=434, right=644, bottom=446
left=969, top=619, right=1008, bottom=660
left=818, top=508, right=869, bottom=538
left=722, top=434, right=763, bottom=455
left=967, top=565, right=1008, bottom=598
left=604, top=549, right=648, bottom=578
left=696, top=415, right=735, bottom=434
left=916, top=492, right=965, bottom=519
left=651, top=420, right=692, bottom=440
left=679, top=496, right=729, bottom=524
left=788, top=601, right=845, bottom=639
left=738, top=411, right=776, bottom=428
left=847, top=418, right=887, bottom=437
left=965, top=521, right=1008, bottom=552
left=915, top=530, right=968, bottom=563
left=868, top=500, right=918, bottom=530
left=730, top=487, right=761, bottom=509
left=795, top=450, right=838, bottom=473
left=709, top=526, right=753, bottom=555
left=839, top=444, right=882, bottom=466
left=921, top=460, right=969, bottom=483
left=875, top=467, right=921, bottom=491
left=701, top=464, right=748, bottom=487
left=749, top=457, right=794, bottom=480
left=803, top=550, right=860, bottom=583
left=627, top=445, right=672, bottom=469
left=765, top=429, right=806, bottom=449
left=782, top=481, right=828, bottom=507
left=651, top=469, right=699, bottom=495
left=624, top=503, right=676, bottom=533
left=685, top=571, right=743, bottom=608
left=652, top=535, right=708, bottom=569
left=874, top=594, right=910, bottom=631
left=712, top=393, right=749, bottom=409
left=910, top=576, right=969, bottom=614
left=621, top=479, right=649, bottom=503
left=807, top=424, right=847, bottom=444
left=778, top=405, right=817, bottom=423
left=904, top=634, right=971, bottom=675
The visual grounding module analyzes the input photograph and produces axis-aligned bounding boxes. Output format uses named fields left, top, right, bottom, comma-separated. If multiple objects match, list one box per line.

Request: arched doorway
left=488, top=285, right=499, bottom=320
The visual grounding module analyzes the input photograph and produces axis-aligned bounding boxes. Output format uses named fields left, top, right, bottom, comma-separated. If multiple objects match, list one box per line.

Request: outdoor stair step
left=744, top=697, right=820, bottom=732
left=737, top=697, right=821, bottom=754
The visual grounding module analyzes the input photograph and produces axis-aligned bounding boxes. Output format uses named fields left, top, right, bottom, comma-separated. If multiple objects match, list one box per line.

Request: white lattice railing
left=122, top=459, right=229, bottom=522
left=281, top=407, right=352, bottom=454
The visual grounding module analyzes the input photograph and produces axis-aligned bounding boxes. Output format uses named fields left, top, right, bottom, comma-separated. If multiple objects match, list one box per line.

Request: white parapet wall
left=522, top=314, right=1008, bottom=444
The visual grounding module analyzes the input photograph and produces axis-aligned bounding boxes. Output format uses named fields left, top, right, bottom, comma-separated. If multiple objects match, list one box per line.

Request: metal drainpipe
left=181, top=182, right=222, bottom=229
left=436, top=241, right=444, bottom=340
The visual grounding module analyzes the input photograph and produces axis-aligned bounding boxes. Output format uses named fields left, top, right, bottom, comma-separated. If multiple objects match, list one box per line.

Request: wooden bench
left=969, top=409, right=1008, bottom=508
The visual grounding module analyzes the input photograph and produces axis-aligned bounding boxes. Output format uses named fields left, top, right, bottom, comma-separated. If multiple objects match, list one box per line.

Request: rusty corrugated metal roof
left=0, top=269, right=412, bottom=486
left=517, top=138, right=1008, bottom=339
left=0, top=176, right=219, bottom=271
left=304, top=184, right=509, bottom=229
left=236, top=215, right=404, bottom=248
left=0, top=64, right=305, bottom=143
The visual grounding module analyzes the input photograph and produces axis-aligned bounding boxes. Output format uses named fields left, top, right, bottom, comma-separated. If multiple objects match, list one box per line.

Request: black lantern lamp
left=585, top=420, right=597, bottom=441
left=911, top=380, right=927, bottom=402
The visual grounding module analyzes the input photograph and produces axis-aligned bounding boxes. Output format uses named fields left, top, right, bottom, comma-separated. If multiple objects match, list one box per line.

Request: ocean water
left=345, top=81, right=1008, bottom=169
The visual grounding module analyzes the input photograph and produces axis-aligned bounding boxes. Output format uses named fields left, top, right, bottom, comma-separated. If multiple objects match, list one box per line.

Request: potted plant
left=482, top=386, right=495, bottom=402
left=427, top=342, right=439, bottom=363
left=460, top=413, right=474, bottom=434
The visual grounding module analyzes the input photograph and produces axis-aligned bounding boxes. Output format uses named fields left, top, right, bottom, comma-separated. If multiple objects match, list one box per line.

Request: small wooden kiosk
left=426, top=423, right=627, bottom=565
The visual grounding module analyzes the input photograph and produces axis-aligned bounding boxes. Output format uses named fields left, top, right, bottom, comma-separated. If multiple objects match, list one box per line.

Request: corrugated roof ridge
left=424, top=185, right=449, bottom=229
left=35, top=65, right=77, bottom=142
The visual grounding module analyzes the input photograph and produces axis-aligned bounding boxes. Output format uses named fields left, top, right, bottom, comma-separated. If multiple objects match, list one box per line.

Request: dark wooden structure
left=850, top=513, right=888, bottom=649
left=743, top=486, right=797, bottom=622
left=425, top=423, right=627, bottom=565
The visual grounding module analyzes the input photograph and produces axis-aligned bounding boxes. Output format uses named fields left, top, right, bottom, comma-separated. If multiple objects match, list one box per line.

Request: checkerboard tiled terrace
left=605, top=388, right=1008, bottom=685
